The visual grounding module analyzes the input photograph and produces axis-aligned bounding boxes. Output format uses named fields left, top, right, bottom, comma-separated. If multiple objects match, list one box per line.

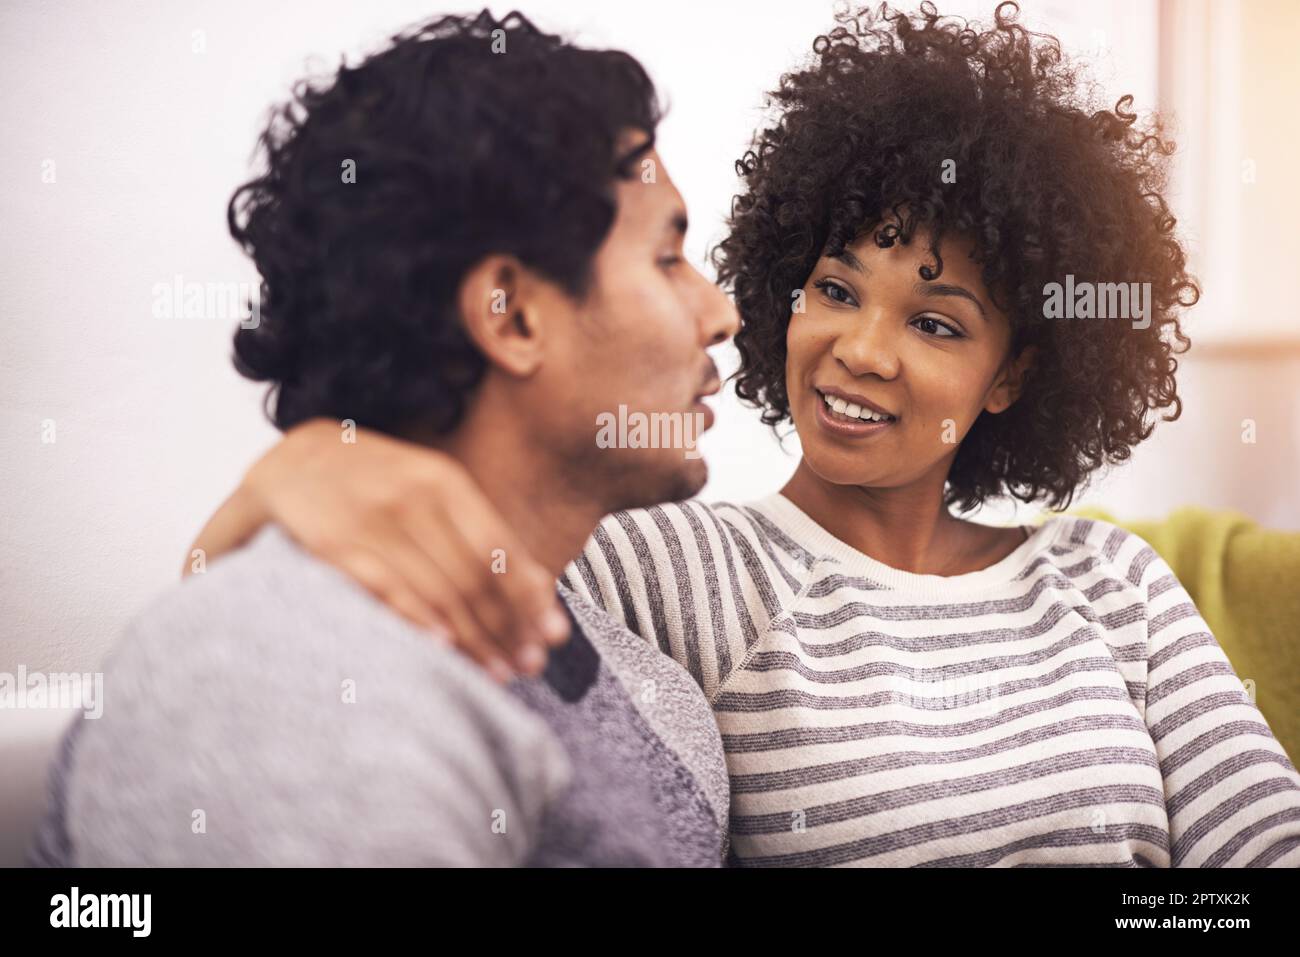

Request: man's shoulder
left=132, top=525, right=391, bottom=648
left=62, top=525, right=571, bottom=865
left=109, top=524, right=545, bottom=722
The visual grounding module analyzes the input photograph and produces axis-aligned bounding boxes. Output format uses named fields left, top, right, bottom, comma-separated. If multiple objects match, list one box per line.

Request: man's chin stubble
left=614, top=460, right=708, bottom=512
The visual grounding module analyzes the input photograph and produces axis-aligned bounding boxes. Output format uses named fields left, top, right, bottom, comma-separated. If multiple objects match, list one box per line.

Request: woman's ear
left=985, top=344, right=1038, bottom=414
left=456, top=255, right=546, bottom=378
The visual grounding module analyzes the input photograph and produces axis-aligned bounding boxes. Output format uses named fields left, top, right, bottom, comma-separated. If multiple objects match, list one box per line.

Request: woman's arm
left=185, top=418, right=570, bottom=681
left=185, top=420, right=782, bottom=701
left=1137, top=545, right=1300, bottom=866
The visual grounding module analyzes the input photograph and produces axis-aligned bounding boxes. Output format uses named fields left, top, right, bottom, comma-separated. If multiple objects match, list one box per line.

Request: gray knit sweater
left=31, top=525, right=729, bottom=867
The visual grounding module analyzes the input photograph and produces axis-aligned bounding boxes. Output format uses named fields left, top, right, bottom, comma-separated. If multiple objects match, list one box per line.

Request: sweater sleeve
left=1096, top=506, right=1300, bottom=770
left=559, top=501, right=795, bottom=702
left=1137, top=544, right=1300, bottom=866
left=59, top=525, right=572, bottom=867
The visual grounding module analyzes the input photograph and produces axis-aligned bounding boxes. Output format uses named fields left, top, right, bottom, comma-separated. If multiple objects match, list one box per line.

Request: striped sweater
left=560, top=492, right=1300, bottom=867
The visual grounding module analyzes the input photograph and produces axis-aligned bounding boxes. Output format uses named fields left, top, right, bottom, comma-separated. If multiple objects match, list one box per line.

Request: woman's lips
left=813, top=389, right=897, bottom=438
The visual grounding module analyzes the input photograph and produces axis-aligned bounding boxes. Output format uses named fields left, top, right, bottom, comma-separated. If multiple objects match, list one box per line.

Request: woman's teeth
left=820, top=390, right=894, bottom=423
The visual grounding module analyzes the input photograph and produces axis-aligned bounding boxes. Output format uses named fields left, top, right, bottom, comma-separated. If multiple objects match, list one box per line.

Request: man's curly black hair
left=712, top=1, right=1198, bottom=512
left=228, top=9, right=660, bottom=433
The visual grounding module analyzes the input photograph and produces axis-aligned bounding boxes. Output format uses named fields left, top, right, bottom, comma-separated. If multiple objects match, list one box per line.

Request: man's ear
left=985, top=344, right=1038, bottom=414
left=456, top=255, right=547, bottom=378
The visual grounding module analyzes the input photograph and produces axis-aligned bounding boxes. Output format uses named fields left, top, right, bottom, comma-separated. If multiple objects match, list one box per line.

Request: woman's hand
left=184, top=418, right=570, bottom=682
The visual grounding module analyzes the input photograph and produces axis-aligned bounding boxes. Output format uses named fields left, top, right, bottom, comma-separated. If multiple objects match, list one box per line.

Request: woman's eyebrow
left=829, top=247, right=868, bottom=274
left=915, top=281, right=988, bottom=321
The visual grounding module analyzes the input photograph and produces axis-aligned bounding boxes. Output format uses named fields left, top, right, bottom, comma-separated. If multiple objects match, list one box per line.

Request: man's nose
left=695, top=269, right=739, bottom=347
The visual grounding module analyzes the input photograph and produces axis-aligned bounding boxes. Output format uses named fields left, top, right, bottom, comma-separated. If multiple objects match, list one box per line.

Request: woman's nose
left=831, top=312, right=901, bottom=380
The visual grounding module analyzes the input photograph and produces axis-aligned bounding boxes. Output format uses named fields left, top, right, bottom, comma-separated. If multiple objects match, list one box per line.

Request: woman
left=191, top=3, right=1300, bottom=866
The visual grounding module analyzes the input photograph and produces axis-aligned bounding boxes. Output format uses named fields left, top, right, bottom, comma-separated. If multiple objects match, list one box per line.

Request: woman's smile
left=813, top=386, right=899, bottom=438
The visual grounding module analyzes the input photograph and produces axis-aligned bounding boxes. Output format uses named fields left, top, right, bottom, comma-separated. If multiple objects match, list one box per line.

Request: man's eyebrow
left=615, top=136, right=655, bottom=177
left=914, top=281, right=987, bottom=321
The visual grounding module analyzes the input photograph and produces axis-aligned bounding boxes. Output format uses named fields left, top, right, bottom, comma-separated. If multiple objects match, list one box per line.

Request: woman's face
left=785, top=227, right=1031, bottom=494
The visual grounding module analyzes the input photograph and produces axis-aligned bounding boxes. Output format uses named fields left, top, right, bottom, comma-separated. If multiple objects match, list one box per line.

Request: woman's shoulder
left=1031, top=512, right=1169, bottom=589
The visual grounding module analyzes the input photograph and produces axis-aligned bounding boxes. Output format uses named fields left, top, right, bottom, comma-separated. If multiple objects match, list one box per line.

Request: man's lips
left=694, top=379, right=720, bottom=430
left=696, top=378, right=721, bottom=401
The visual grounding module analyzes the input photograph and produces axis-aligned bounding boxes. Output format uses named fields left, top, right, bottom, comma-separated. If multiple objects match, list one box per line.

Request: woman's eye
left=813, top=278, right=856, bottom=306
left=657, top=255, right=684, bottom=270
left=913, top=315, right=962, bottom=338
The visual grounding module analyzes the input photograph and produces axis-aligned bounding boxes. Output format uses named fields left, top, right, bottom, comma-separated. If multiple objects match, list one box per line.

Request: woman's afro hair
left=712, top=1, right=1198, bottom=511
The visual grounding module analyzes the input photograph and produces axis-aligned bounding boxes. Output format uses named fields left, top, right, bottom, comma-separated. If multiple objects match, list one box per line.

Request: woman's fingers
left=403, top=511, right=540, bottom=672
left=219, top=417, right=565, bottom=680
left=185, top=485, right=272, bottom=578
left=326, top=540, right=519, bottom=685
left=326, top=543, right=441, bottom=632
left=428, top=468, right=571, bottom=648
left=284, top=486, right=553, bottom=677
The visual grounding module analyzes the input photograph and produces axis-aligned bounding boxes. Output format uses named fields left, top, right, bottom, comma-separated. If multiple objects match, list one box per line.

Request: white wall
left=3, top=0, right=1285, bottom=685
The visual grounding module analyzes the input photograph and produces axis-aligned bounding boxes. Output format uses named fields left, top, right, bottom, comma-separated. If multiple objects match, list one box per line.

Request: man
left=32, top=9, right=737, bottom=866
